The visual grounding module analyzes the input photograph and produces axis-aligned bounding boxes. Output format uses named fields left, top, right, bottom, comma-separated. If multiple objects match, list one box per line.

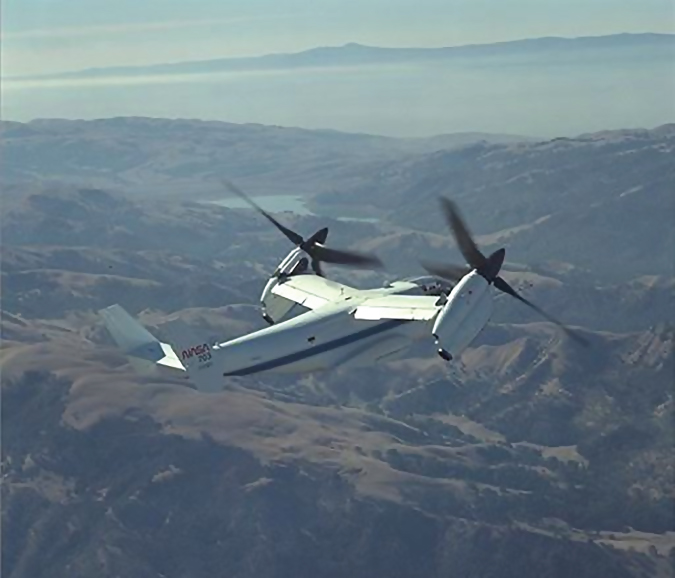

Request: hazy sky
left=3, top=0, right=674, bottom=75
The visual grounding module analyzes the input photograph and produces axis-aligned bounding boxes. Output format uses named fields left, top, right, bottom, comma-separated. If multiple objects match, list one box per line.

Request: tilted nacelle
left=260, top=247, right=309, bottom=324
left=431, top=271, right=493, bottom=360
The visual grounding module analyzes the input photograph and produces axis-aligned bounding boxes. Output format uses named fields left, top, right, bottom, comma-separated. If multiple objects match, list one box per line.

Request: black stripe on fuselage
left=224, top=318, right=409, bottom=376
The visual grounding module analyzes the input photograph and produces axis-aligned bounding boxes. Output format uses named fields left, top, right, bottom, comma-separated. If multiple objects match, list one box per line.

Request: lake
left=207, top=195, right=379, bottom=223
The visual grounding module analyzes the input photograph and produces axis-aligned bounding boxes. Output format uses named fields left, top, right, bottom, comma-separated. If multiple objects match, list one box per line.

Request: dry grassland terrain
left=2, top=118, right=673, bottom=578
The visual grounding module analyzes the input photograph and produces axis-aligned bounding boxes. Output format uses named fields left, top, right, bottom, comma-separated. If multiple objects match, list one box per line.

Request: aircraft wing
left=271, top=275, right=358, bottom=310
left=352, top=294, right=441, bottom=321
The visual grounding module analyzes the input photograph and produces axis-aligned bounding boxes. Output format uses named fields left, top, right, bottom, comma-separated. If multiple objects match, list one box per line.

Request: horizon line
left=5, top=30, right=672, bottom=82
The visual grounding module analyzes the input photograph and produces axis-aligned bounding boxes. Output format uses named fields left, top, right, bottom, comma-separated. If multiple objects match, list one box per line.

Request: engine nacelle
left=260, top=247, right=308, bottom=324
left=431, top=271, right=493, bottom=360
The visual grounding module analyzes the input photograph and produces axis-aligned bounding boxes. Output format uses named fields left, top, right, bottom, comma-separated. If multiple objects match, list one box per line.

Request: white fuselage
left=101, top=256, right=496, bottom=392
left=210, top=283, right=430, bottom=377
left=175, top=270, right=494, bottom=390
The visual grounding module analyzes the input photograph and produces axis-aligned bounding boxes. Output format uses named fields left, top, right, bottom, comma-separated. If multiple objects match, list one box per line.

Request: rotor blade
left=311, top=258, right=324, bottom=277
left=440, top=197, right=486, bottom=269
left=493, top=276, right=589, bottom=346
left=223, top=180, right=304, bottom=246
left=420, top=260, right=470, bottom=282
left=305, top=227, right=329, bottom=247
left=311, top=245, right=383, bottom=269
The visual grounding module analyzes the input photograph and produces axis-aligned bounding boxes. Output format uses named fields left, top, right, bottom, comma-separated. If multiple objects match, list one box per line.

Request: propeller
left=222, top=180, right=383, bottom=277
left=422, top=198, right=588, bottom=346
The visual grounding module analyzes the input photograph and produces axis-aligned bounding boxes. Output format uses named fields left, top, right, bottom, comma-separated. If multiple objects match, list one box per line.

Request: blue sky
left=3, top=0, right=674, bottom=75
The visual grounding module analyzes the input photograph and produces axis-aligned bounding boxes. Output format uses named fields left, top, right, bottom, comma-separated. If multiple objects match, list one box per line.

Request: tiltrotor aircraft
left=101, top=183, right=585, bottom=392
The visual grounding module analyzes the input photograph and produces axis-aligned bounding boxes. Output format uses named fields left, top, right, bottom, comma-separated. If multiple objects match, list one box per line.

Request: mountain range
left=2, top=117, right=674, bottom=577
left=5, top=33, right=674, bottom=138
left=3, top=117, right=673, bottom=282
left=11, top=32, right=675, bottom=81
left=318, top=123, right=675, bottom=282
left=0, top=117, right=531, bottom=196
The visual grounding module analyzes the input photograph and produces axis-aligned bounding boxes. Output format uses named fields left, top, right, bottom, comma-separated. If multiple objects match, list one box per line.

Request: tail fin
left=99, top=305, right=186, bottom=374
left=99, top=305, right=223, bottom=393
left=158, top=318, right=223, bottom=392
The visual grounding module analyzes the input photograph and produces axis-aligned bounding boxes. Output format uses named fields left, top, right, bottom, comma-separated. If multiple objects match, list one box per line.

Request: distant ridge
left=10, top=32, right=674, bottom=82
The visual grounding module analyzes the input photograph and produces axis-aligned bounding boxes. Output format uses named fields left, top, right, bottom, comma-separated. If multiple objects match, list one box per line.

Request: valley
left=1, top=117, right=673, bottom=578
